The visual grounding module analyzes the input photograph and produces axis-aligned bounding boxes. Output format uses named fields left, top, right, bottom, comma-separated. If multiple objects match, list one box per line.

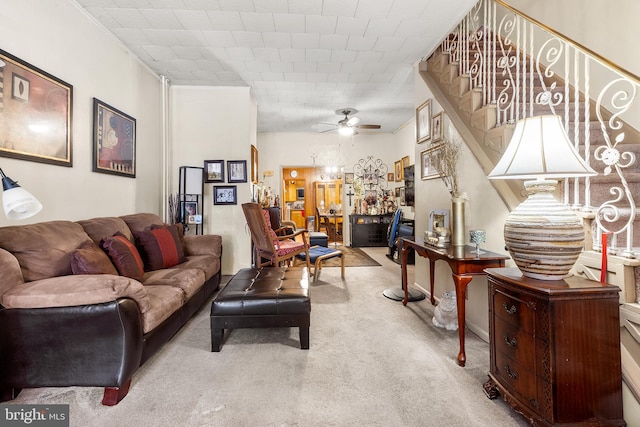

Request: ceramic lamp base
left=504, top=179, right=585, bottom=281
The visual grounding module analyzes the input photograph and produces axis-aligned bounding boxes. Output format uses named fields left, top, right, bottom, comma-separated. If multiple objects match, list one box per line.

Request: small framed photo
left=387, top=172, right=395, bottom=182
left=402, top=155, right=410, bottom=168
left=213, top=185, right=237, bottom=205
left=394, top=160, right=403, bottom=181
left=182, top=201, right=198, bottom=217
left=416, top=99, right=431, bottom=143
left=344, top=172, right=354, bottom=184
left=204, top=159, right=224, bottom=183
left=227, top=160, right=247, bottom=183
left=431, top=111, right=444, bottom=143
left=399, top=187, right=406, bottom=206
left=421, top=144, right=444, bottom=180
left=93, top=98, right=136, bottom=178
left=363, top=171, right=378, bottom=185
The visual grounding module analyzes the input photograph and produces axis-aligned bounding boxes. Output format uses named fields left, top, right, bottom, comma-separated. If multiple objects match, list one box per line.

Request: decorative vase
left=451, top=196, right=466, bottom=247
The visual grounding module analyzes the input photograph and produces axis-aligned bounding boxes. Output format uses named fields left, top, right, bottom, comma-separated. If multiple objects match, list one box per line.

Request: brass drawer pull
left=503, top=335, right=518, bottom=347
left=502, top=302, right=517, bottom=315
left=504, top=364, right=518, bottom=380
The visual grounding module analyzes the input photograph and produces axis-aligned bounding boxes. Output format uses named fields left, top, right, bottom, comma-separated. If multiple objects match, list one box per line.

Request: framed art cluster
left=204, top=160, right=247, bottom=184
left=416, top=98, right=445, bottom=144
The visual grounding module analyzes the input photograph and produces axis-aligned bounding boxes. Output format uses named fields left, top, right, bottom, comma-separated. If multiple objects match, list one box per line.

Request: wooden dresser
left=483, top=268, right=625, bottom=426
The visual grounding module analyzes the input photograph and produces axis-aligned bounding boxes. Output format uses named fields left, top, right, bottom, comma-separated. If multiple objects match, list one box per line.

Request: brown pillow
left=71, top=240, right=118, bottom=275
left=134, top=225, right=186, bottom=271
left=100, top=233, right=145, bottom=280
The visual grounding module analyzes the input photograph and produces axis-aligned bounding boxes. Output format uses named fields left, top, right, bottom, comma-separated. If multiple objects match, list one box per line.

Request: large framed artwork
left=250, top=145, right=259, bottom=183
left=416, top=99, right=431, bottom=143
left=93, top=98, right=136, bottom=178
left=0, top=49, right=73, bottom=166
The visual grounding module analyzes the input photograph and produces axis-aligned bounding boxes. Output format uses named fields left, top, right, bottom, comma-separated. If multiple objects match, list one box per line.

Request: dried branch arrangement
left=435, top=139, right=461, bottom=197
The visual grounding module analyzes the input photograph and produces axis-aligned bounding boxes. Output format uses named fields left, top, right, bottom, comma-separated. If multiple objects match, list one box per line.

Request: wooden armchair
left=242, top=202, right=311, bottom=270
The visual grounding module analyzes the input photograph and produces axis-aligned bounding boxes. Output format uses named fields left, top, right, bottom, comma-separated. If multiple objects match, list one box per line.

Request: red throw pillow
left=101, top=233, right=145, bottom=280
left=134, top=225, right=186, bottom=271
left=71, top=240, right=118, bottom=275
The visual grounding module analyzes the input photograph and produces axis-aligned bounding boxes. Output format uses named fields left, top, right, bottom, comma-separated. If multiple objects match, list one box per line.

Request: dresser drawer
left=492, top=285, right=535, bottom=334
left=494, top=350, right=547, bottom=416
left=493, top=316, right=536, bottom=368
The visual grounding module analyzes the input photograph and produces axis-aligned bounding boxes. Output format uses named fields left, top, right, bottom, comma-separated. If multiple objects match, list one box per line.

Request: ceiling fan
left=320, top=108, right=381, bottom=135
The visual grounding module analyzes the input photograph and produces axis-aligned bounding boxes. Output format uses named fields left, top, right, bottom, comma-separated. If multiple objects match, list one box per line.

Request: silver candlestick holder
left=469, top=229, right=486, bottom=254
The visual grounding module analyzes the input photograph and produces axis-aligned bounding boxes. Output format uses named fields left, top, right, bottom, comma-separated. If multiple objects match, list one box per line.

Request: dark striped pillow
left=100, top=233, right=145, bottom=280
left=134, top=225, right=186, bottom=271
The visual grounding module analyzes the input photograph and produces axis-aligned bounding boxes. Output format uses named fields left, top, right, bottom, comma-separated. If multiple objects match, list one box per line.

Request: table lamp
left=488, top=115, right=597, bottom=280
left=0, top=168, right=43, bottom=220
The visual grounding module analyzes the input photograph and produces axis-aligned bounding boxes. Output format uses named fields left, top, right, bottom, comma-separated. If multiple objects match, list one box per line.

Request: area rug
left=320, top=246, right=381, bottom=267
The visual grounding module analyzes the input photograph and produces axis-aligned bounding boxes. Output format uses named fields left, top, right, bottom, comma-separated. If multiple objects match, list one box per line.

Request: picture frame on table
left=431, top=111, right=444, bottom=143
left=227, top=160, right=247, bottom=183
left=394, top=160, right=404, bottom=181
left=181, top=201, right=198, bottom=218
left=416, top=99, right=431, bottom=143
left=421, top=144, right=444, bottom=180
left=0, top=48, right=73, bottom=167
left=213, top=185, right=237, bottom=205
left=204, top=160, right=224, bottom=183
left=93, top=98, right=136, bottom=178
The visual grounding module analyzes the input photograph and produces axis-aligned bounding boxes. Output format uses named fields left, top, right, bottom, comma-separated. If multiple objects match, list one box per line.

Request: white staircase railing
left=440, top=0, right=640, bottom=258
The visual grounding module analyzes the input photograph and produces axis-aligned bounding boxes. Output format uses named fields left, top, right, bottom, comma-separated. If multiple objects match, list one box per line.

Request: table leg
left=429, top=259, right=436, bottom=305
left=402, top=244, right=409, bottom=305
left=452, top=274, right=473, bottom=367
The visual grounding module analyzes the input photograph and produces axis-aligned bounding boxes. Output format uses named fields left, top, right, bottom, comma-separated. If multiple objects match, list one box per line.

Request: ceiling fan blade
left=355, top=124, right=381, bottom=129
left=319, top=128, right=337, bottom=133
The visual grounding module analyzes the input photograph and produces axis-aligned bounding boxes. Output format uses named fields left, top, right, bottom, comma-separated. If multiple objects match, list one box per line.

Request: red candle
left=600, top=233, right=608, bottom=283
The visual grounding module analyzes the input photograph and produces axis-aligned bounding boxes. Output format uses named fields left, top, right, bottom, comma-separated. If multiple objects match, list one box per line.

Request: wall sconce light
left=0, top=168, right=43, bottom=220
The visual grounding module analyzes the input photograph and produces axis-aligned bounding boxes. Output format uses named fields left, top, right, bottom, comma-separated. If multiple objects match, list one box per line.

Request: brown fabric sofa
left=0, top=213, right=222, bottom=405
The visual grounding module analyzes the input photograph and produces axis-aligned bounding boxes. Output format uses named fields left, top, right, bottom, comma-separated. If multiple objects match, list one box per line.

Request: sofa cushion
left=134, top=225, right=186, bottom=271
left=77, top=216, right=133, bottom=244
left=101, top=233, right=145, bottom=280
left=0, top=274, right=151, bottom=313
left=0, top=221, right=90, bottom=282
left=141, top=285, right=184, bottom=333
left=71, top=241, right=118, bottom=275
left=120, top=213, right=164, bottom=233
left=177, top=255, right=220, bottom=281
left=0, top=248, right=25, bottom=298
left=141, top=267, right=205, bottom=300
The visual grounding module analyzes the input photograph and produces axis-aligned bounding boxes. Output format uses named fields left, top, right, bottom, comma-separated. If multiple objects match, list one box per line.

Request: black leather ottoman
left=309, top=231, right=329, bottom=247
left=210, top=267, right=310, bottom=351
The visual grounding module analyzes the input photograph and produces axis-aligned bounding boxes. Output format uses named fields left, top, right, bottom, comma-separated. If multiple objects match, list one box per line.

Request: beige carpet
left=3, top=247, right=528, bottom=427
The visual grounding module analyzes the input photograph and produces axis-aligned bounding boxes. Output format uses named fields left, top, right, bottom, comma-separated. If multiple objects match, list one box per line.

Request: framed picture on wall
left=250, top=145, right=259, bottom=183
left=399, top=187, right=406, bottom=206
left=227, top=160, right=247, bottom=183
left=204, top=159, right=224, bottom=183
left=93, top=98, right=136, bottom=178
left=431, top=111, right=444, bottom=143
left=213, top=185, right=237, bottom=205
left=344, top=172, right=354, bottom=184
left=387, top=172, right=395, bottom=182
left=421, top=144, right=444, bottom=180
left=0, top=48, right=73, bottom=167
left=416, top=99, right=431, bottom=143
left=394, top=160, right=403, bottom=181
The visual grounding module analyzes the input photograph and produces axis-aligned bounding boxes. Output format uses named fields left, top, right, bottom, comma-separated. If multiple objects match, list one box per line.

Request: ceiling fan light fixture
left=338, top=126, right=355, bottom=136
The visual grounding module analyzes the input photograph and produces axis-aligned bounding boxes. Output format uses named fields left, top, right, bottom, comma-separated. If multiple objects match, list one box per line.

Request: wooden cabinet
left=315, top=180, right=342, bottom=211
left=484, top=268, right=625, bottom=426
left=350, top=214, right=393, bottom=247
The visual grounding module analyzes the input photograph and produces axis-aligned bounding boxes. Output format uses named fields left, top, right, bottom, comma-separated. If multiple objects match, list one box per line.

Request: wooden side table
left=400, top=239, right=508, bottom=366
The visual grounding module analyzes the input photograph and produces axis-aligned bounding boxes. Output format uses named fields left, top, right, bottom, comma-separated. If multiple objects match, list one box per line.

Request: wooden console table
left=401, top=239, right=508, bottom=367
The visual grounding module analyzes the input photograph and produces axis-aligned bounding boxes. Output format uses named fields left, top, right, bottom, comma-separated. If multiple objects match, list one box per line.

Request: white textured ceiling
left=72, top=0, right=476, bottom=133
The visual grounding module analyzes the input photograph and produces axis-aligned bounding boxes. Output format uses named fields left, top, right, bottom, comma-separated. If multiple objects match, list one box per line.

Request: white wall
left=0, top=0, right=163, bottom=226
left=169, top=86, right=255, bottom=274
left=412, top=64, right=512, bottom=338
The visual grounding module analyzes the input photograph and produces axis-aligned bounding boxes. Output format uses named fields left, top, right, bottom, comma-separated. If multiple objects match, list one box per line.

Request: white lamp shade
left=3, top=187, right=43, bottom=220
left=488, top=115, right=597, bottom=179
